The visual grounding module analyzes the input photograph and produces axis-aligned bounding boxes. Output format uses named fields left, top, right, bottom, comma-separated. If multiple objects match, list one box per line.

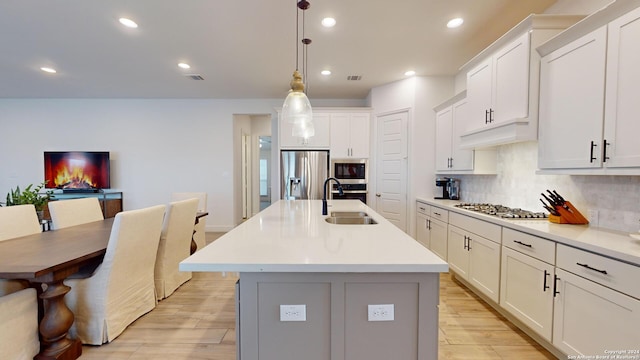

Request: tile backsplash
left=454, top=141, right=640, bottom=233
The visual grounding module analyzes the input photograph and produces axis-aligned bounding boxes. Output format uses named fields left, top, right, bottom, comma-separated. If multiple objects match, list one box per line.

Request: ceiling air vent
left=347, top=75, right=362, bottom=81
left=185, top=74, right=204, bottom=80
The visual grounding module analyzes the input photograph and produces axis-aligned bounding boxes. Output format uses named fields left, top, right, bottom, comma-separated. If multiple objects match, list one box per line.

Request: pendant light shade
left=283, top=1, right=314, bottom=139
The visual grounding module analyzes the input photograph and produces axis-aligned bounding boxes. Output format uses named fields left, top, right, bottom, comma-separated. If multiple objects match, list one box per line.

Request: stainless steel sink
left=330, top=211, right=369, bottom=218
left=325, top=216, right=377, bottom=225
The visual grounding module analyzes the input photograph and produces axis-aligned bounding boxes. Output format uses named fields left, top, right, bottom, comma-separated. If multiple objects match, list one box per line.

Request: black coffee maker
left=434, top=177, right=450, bottom=199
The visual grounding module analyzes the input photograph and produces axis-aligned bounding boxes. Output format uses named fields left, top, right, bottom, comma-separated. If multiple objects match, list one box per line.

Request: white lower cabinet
left=500, top=247, right=554, bottom=341
left=553, top=268, right=640, bottom=356
left=448, top=213, right=501, bottom=303
left=415, top=202, right=448, bottom=261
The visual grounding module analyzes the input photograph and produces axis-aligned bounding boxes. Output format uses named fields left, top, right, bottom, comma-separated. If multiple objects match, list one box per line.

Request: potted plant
left=4, top=182, right=53, bottom=221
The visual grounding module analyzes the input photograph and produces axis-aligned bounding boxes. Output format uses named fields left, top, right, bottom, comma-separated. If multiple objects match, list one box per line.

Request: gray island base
left=181, top=200, right=448, bottom=360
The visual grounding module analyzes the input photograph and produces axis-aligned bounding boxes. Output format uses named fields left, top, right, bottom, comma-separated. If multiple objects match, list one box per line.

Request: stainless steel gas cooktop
left=455, top=203, right=548, bottom=219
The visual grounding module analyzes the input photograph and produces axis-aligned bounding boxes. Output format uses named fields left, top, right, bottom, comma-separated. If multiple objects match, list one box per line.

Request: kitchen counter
left=181, top=199, right=447, bottom=360
left=419, top=198, right=640, bottom=267
left=181, top=199, right=448, bottom=273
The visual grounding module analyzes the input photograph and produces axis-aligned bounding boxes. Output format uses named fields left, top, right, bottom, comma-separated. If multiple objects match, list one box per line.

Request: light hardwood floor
left=81, top=233, right=556, bottom=359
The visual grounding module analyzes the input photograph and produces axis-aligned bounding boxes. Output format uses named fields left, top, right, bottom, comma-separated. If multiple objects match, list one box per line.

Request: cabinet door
left=447, top=225, right=469, bottom=278
left=467, top=234, right=501, bottom=303
left=553, top=268, right=640, bottom=356
left=538, top=26, right=607, bottom=169
left=429, top=218, right=447, bottom=261
left=466, top=58, right=493, bottom=132
left=450, top=99, right=473, bottom=171
left=349, top=113, right=370, bottom=158
left=603, top=7, right=640, bottom=168
left=493, top=32, right=530, bottom=124
left=500, top=247, right=554, bottom=341
left=415, top=212, right=430, bottom=249
left=435, top=107, right=453, bottom=171
left=330, top=113, right=351, bottom=157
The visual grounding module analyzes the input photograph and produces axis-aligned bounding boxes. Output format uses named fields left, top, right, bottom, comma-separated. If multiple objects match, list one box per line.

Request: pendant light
left=282, top=0, right=314, bottom=138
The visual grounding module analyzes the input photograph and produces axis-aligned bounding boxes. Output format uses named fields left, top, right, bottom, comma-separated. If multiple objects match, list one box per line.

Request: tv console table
left=42, top=191, right=123, bottom=219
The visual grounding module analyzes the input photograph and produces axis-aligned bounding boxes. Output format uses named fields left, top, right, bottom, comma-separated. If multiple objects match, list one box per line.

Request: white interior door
left=375, top=111, right=408, bottom=232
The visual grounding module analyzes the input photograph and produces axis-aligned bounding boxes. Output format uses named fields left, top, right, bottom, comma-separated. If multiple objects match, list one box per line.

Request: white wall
left=0, top=98, right=364, bottom=231
left=368, top=76, right=455, bottom=236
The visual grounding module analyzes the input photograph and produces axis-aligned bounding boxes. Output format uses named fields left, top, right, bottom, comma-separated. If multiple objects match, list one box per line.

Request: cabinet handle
left=553, top=275, right=560, bottom=297
left=433, top=212, right=441, bottom=216
left=590, top=141, right=597, bottom=163
left=467, top=236, right=472, bottom=251
left=450, top=158, right=453, bottom=168
left=485, top=110, right=490, bottom=124
left=603, top=140, right=610, bottom=162
left=463, top=235, right=468, bottom=250
left=543, top=270, right=550, bottom=291
left=427, top=219, right=431, bottom=230
left=489, top=108, right=494, bottom=123
left=576, top=262, right=608, bottom=275
left=419, top=207, right=426, bottom=211
left=513, top=240, right=532, bottom=248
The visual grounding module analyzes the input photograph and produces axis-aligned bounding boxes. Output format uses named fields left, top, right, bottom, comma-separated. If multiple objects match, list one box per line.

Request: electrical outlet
left=368, top=304, right=394, bottom=321
left=587, top=209, right=599, bottom=227
left=280, top=304, right=306, bottom=322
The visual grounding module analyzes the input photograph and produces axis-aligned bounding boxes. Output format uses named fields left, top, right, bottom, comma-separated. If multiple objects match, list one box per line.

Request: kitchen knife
left=541, top=193, right=557, bottom=207
left=548, top=189, right=572, bottom=212
left=552, top=190, right=566, bottom=204
left=540, top=199, right=559, bottom=215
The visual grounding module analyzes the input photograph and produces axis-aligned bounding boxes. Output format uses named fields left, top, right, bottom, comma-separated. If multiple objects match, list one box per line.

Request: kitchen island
left=181, top=199, right=448, bottom=360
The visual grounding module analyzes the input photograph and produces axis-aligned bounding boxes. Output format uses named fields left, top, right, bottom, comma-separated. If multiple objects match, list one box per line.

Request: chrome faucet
left=322, top=177, right=343, bottom=215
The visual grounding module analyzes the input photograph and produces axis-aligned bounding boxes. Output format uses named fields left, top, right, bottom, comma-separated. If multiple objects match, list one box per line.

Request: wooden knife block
left=548, top=201, right=589, bottom=224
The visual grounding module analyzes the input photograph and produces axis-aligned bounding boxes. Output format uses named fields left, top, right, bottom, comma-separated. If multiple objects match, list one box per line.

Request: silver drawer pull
left=513, top=240, right=532, bottom=248
left=576, top=262, right=608, bottom=275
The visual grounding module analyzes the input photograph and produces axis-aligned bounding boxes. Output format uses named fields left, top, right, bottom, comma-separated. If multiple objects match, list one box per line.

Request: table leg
left=34, top=280, right=82, bottom=360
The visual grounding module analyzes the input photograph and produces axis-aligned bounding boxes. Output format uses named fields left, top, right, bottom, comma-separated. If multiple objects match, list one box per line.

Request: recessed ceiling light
left=119, top=18, right=138, bottom=28
left=447, top=18, right=464, bottom=28
left=178, top=63, right=191, bottom=69
left=40, top=67, right=57, bottom=74
left=322, top=17, right=336, bottom=27
left=404, top=70, right=416, bottom=77
left=321, top=70, right=331, bottom=76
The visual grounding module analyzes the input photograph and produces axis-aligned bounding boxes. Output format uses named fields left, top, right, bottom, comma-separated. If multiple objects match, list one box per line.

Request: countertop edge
left=180, top=263, right=449, bottom=273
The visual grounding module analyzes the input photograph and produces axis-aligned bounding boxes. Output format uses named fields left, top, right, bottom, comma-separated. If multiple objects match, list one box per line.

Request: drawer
left=449, top=212, right=501, bottom=243
left=430, top=206, right=448, bottom=222
left=416, top=202, right=430, bottom=216
left=557, top=244, right=640, bottom=299
left=502, top=228, right=555, bottom=265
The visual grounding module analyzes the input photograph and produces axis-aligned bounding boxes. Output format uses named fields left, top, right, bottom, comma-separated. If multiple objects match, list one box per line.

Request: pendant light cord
left=295, top=0, right=299, bottom=72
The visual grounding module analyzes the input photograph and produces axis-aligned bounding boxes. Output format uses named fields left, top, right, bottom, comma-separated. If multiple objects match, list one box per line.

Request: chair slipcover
left=0, top=288, right=40, bottom=360
left=171, top=192, right=207, bottom=251
left=0, top=204, right=42, bottom=296
left=48, top=197, right=104, bottom=230
left=155, top=198, right=199, bottom=300
left=64, top=204, right=165, bottom=345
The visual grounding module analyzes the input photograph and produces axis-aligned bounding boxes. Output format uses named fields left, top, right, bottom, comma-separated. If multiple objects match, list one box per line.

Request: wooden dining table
left=0, top=218, right=113, bottom=360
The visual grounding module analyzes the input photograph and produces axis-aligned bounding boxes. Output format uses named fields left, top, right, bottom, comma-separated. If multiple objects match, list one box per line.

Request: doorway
left=259, top=136, right=272, bottom=211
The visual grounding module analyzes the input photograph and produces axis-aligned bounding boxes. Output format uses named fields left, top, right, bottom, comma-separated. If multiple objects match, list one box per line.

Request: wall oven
left=330, top=159, right=368, bottom=203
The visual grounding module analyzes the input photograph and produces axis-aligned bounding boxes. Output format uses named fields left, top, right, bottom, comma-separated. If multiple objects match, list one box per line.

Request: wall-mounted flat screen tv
left=44, top=151, right=111, bottom=191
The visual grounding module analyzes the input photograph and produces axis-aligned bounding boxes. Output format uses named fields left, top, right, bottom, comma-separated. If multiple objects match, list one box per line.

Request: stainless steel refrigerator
left=280, top=150, right=330, bottom=200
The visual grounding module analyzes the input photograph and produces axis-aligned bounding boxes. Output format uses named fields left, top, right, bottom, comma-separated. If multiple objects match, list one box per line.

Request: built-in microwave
left=330, top=158, right=368, bottom=184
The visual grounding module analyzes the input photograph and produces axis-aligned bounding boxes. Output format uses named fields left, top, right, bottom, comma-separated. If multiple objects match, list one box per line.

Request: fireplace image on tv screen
left=44, top=151, right=110, bottom=191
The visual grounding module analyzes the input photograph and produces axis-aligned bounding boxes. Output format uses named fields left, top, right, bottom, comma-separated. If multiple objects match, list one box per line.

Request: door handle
left=590, top=141, right=597, bottom=163
left=553, top=275, right=560, bottom=297
left=603, top=140, right=610, bottom=162
left=375, top=193, right=381, bottom=197
left=543, top=270, right=550, bottom=292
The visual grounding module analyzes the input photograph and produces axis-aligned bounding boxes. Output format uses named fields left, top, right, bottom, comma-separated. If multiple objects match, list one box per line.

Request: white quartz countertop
left=181, top=200, right=449, bottom=273
left=419, top=198, right=640, bottom=267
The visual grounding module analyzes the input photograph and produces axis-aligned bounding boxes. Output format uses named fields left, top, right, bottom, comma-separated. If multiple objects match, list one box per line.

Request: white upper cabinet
left=538, top=27, right=607, bottom=169
left=537, top=2, right=640, bottom=174
left=459, top=15, right=584, bottom=150
left=330, top=111, right=371, bottom=158
left=434, top=92, right=496, bottom=174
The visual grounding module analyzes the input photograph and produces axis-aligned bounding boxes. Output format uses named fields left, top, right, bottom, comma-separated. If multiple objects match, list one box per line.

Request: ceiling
left=0, top=0, right=558, bottom=100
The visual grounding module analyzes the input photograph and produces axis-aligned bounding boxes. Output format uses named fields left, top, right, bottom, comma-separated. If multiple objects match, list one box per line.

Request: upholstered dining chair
left=64, top=204, right=165, bottom=345
left=171, top=192, right=207, bottom=251
left=48, top=197, right=104, bottom=230
left=155, top=198, right=199, bottom=300
left=0, top=204, right=42, bottom=296
left=0, top=288, right=40, bottom=360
